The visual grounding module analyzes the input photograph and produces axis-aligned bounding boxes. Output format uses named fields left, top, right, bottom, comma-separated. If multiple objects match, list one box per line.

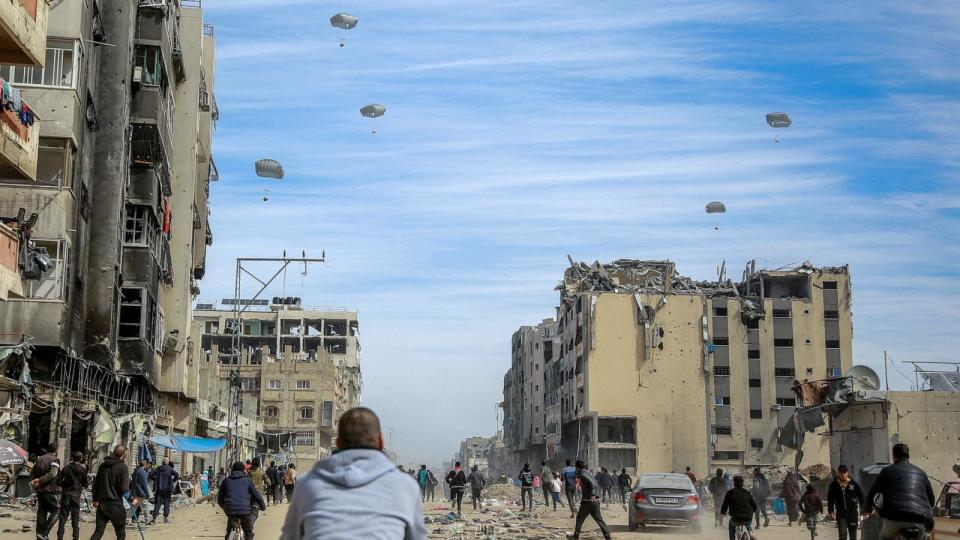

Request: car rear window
left=638, top=474, right=693, bottom=490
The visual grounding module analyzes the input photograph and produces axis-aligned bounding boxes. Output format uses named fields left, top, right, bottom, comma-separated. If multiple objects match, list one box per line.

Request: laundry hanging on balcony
left=0, top=78, right=36, bottom=127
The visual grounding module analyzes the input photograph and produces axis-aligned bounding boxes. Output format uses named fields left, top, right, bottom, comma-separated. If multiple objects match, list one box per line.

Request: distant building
left=193, top=299, right=361, bottom=471
left=457, top=436, right=493, bottom=472
left=503, top=258, right=853, bottom=474
left=503, top=319, right=558, bottom=470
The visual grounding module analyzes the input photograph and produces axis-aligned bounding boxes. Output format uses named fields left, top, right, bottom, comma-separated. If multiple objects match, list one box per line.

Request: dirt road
left=0, top=498, right=287, bottom=540
left=1, top=493, right=823, bottom=540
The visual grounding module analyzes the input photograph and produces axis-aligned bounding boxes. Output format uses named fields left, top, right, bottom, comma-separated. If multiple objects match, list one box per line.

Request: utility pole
left=883, top=350, right=890, bottom=391
left=226, top=253, right=326, bottom=463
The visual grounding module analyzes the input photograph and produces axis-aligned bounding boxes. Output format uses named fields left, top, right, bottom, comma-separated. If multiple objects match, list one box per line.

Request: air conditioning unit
left=771, top=404, right=783, bottom=411
left=132, top=66, right=143, bottom=84
left=163, top=334, right=185, bottom=354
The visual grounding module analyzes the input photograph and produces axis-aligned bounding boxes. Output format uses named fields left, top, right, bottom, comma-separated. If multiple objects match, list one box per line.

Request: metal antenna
left=226, top=252, right=327, bottom=463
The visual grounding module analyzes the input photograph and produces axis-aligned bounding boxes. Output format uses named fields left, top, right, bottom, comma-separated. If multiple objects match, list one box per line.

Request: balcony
left=0, top=91, right=38, bottom=181
left=0, top=0, right=48, bottom=67
left=0, top=221, right=23, bottom=299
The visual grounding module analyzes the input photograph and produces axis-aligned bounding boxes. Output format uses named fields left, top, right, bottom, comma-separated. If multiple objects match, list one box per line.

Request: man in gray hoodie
left=280, top=407, right=427, bottom=540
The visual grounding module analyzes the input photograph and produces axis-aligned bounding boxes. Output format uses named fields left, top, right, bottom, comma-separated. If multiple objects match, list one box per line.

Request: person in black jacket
left=149, top=457, right=180, bottom=524
left=709, top=468, right=729, bottom=527
left=569, top=460, right=611, bottom=540
left=828, top=464, right=866, bottom=540
left=445, top=462, right=467, bottom=515
left=91, top=446, right=136, bottom=540
left=31, top=441, right=61, bottom=540
left=56, top=451, right=87, bottom=540
left=864, top=443, right=936, bottom=540
left=264, top=461, right=278, bottom=505
left=518, top=463, right=534, bottom=511
left=721, top=476, right=758, bottom=540
left=218, top=461, right=266, bottom=540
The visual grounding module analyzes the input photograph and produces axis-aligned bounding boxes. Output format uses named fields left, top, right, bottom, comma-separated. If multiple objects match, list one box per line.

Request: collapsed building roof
left=558, top=256, right=848, bottom=303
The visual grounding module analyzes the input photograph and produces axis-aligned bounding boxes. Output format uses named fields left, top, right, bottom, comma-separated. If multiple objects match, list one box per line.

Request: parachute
left=360, top=104, right=386, bottom=118
left=765, top=112, right=792, bottom=128
left=330, top=13, right=359, bottom=30
left=330, top=13, right=358, bottom=47
left=705, top=201, right=726, bottom=214
left=255, top=159, right=284, bottom=180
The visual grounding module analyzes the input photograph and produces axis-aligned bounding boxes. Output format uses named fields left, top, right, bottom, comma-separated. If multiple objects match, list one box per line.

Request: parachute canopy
left=766, top=112, right=792, bottom=128
left=705, top=201, right=726, bottom=214
left=330, top=13, right=359, bottom=30
left=255, top=159, right=284, bottom=180
left=360, top=104, right=386, bottom=118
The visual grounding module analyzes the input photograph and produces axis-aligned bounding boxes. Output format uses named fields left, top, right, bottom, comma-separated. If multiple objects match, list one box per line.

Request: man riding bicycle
left=722, top=476, right=759, bottom=540
left=218, top=461, right=266, bottom=540
left=864, top=443, right=936, bottom=540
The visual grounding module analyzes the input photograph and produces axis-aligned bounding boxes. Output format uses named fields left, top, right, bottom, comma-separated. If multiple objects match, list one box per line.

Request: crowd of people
left=26, top=410, right=939, bottom=540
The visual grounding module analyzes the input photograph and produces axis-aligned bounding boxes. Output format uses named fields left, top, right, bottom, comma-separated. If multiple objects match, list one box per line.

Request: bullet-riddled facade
left=504, top=259, right=853, bottom=475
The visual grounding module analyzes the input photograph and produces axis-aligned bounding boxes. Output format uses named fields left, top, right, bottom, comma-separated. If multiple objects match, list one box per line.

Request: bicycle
left=227, top=517, right=246, bottom=540
left=733, top=521, right=753, bottom=540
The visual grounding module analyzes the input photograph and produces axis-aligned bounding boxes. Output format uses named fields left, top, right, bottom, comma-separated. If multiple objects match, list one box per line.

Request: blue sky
left=200, top=1, right=960, bottom=466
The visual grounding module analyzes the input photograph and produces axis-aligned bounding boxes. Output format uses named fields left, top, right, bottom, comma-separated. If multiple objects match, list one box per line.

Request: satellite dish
left=844, top=365, right=881, bottom=392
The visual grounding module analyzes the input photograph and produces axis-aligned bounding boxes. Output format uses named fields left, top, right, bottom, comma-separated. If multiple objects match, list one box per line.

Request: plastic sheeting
left=149, top=434, right=226, bottom=453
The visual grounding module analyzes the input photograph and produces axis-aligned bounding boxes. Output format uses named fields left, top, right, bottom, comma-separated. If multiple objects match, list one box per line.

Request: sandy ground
left=1, top=493, right=824, bottom=540
left=0, top=498, right=287, bottom=540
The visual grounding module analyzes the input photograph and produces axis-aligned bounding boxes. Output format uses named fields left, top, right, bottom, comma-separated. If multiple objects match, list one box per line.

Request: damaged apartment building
left=0, top=0, right=218, bottom=471
left=501, top=258, right=852, bottom=476
left=193, top=299, right=362, bottom=470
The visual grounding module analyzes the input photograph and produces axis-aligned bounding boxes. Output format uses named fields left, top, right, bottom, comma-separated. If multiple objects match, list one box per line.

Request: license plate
left=654, top=497, right=681, bottom=504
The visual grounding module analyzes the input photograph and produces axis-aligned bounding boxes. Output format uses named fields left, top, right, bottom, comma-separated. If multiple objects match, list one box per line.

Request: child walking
left=799, top=484, right=824, bottom=540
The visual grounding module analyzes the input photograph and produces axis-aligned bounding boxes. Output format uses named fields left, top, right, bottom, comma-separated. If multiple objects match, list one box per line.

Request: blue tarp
left=148, top=434, right=226, bottom=453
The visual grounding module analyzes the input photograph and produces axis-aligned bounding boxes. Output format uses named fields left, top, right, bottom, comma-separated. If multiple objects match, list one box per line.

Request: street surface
left=0, top=491, right=822, bottom=539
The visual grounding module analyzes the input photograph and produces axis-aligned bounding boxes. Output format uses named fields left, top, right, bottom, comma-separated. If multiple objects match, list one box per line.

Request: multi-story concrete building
left=193, top=300, right=362, bottom=470
left=503, top=258, right=853, bottom=476
left=0, top=0, right=217, bottom=471
left=457, top=435, right=493, bottom=473
left=503, top=319, right=557, bottom=469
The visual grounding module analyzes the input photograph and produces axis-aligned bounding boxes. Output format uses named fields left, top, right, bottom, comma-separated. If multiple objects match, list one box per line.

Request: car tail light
left=687, top=495, right=700, bottom=505
left=635, top=491, right=647, bottom=503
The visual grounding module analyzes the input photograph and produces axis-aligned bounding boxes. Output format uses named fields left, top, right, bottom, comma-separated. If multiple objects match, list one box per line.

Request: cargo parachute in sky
left=254, top=159, right=284, bottom=179
left=766, top=112, right=791, bottom=142
left=706, top=201, right=726, bottom=230
left=330, top=13, right=358, bottom=47
left=361, top=104, right=386, bottom=134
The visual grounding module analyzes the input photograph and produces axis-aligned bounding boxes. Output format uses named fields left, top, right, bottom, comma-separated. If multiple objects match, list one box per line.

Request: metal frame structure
left=224, top=254, right=325, bottom=462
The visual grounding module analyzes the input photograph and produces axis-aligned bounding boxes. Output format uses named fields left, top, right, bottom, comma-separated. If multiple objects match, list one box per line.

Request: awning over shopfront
left=149, top=434, right=226, bottom=453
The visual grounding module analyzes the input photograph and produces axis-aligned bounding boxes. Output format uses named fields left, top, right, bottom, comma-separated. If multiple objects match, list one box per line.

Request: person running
left=685, top=466, right=698, bottom=485
left=417, top=465, right=430, bottom=501
left=617, top=468, right=632, bottom=506
left=751, top=467, right=771, bottom=528
left=468, top=465, right=486, bottom=510
left=272, top=464, right=285, bottom=504
left=864, top=443, right=936, bottom=540
left=129, top=460, right=150, bottom=527
left=562, top=460, right=578, bottom=517
left=597, top=467, right=613, bottom=508
left=279, top=407, right=427, bottom=540
left=264, top=461, right=278, bottom=505
left=445, top=462, right=467, bottom=516
left=782, top=470, right=802, bottom=526
left=550, top=472, right=562, bottom=511
left=218, top=461, right=266, bottom=540
left=518, top=463, right=535, bottom=511
left=248, top=458, right=268, bottom=524
left=801, top=484, right=825, bottom=537
left=149, top=457, right=179, bottom=524
left=91, top=446, right=137, bottom=540
left=567, top=460, right=612, bottom=540
left=721, top=476, right=758, bottom=540
left=828, top=464, right=865, bottom=540
left=55, top=451, right=87, bottom=540
left=30, top=441, right=61, bottom=540
left=709, top=468, right=729, bottom=527
left=426, top=470, right=438, bottom=502
left=539, top=461, right=553, bottom=506
left=283, top=463, right=298, bottom=501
